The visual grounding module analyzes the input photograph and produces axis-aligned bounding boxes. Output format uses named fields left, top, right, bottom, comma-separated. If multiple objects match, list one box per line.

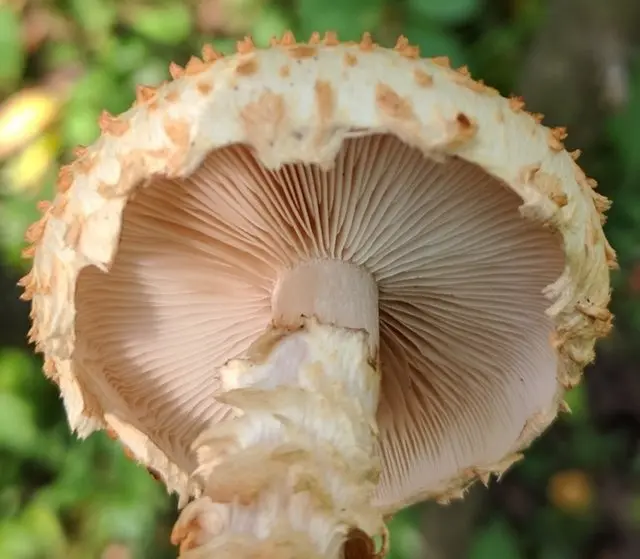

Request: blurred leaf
left=61, top=68, right=126, bottom=147
left=386, top=506, right=423, bottom=559
left=61, top=105, right=99, bottom=151
left=0, top=188, right=45, bottom=267
left=0, top=486, right=21, bottom=519
left=0, top=88, right=61, bottom=159
left=572, top=425, right=625, bottom=469
left=407, top=0, right=482, bottom=25
left=563, top=384, right=589, bottom=423
left=404, top=24, right=467, bottom=66
left=469, top=519, right=523, bottom=559
left=91, top=499, right=158, bottom=547
left=469, top=26, right=523, bottom=94
left=0, top=349, right=34, bottom=393
left=21, top=501, right=66, bottom=555
left=0, top=518, right=41, bottom=559
left=206, top=38, right=237, bottom=56
left=43, top=40, right=83, bottom=70
left=3, top=132, right=60, bottom=195
left=130, top=59, right=170, bottom=91
left=128, top=4, right=193, bottom=46
left=102, top=36, right=150, bottom=76
left=297, top=0, right=384, bottom=41
left=0, top=392, right=38, bottom=453
left=67, top=68, right=120, bottom=108
left=251, top=6, right=290, bottom=46
left=70, top=0, right=117, bottom=41
left=540, top=544, right=573, bottom=559
left=0, top=5, right=24, bottom=92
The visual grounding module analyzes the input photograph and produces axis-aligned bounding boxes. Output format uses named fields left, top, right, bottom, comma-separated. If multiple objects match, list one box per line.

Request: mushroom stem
left=171, top=319, right=385, bottom=558
left=272, top=259, right=380, bottom=356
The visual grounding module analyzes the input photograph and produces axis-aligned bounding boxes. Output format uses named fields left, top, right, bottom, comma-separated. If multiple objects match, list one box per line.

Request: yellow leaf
left=0, top=88, right=61, bottom=159
left=3, top=131, right=60, bottom=195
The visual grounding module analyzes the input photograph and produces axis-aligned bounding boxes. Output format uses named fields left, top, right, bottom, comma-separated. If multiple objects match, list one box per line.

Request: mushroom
left=21, top=32, right=615, bottom=558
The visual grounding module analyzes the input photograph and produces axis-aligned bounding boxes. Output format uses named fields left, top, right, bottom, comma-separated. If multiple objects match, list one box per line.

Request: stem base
left=171, top=320, right=384, bottom=559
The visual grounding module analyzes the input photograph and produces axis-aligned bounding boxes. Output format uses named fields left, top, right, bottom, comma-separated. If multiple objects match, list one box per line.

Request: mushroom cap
left=22, top=32, right=615, bottom=513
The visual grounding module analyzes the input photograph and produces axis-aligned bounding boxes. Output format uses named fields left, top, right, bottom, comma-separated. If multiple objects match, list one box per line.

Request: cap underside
left=75, top=135, right=562, bottom=510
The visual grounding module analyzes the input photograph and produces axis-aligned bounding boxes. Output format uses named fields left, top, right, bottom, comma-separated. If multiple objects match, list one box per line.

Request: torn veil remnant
left=22, top=31, right=615, bottom=558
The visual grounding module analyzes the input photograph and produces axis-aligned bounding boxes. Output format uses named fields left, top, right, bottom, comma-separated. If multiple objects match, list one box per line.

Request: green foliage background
left=0, top=0, right=639, bottom=558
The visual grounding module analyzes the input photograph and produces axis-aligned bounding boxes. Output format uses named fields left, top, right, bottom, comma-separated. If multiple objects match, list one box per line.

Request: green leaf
left=0, top=392, right=38, bottom=453
left=129, top=4, right=193, bottom=46
left=563, top=384, right=589, bottom=423
left=21, top=502, right=66, bottom=555
left=252, top=7, right=290, bottom=47
left=408, top=0, right=482, bottom=25
left=102, top=36, right=150, bottom=76
left=42, top=41, right=82, bottom=71
left=404, top=25, right=467, bottom=67
left=0, top=518, right=41, bottom=559
left=69, top=0, right=117, bottom=42
left=130, top=59, right=171, bottom=91
left=0, top=350, right=35, bottom=393
left=70, top=68, right=120, bottom=108
left=387, top=507, right=424, bottom=559
left=62, top=68, right=130, bottom=148
left=297, top=0, right=384, bottom=41
left=540, top=543, right=573, bottom=559
left=0, top=193, right=44, bottom=268
left=0, top=5, right=24, bottom=91
left=469, top=519, right=523, bottom=559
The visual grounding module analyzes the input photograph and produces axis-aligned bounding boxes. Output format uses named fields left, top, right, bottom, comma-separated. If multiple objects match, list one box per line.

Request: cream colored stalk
left=172, top=320, right=384, bottom=557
